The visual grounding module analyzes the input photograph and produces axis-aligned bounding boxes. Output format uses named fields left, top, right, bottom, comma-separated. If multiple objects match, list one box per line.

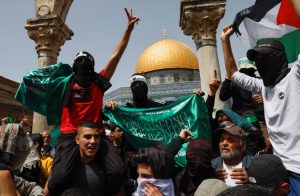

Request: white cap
left=129, top=75, right=147, bottom=86
left=238, top=57, right=256, bottom=70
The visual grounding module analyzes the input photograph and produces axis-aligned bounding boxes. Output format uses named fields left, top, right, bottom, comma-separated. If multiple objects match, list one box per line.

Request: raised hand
left=209, top=70, right=221, bottom=96
left=179, top=129, right=194, bottom=142
left=104, top=101, right=119, bottom=110
left=221, top=24, right=234, bottom=41
left=192, top=89, right=205, bottom=96
left=125, top=8, right=140, bottom=31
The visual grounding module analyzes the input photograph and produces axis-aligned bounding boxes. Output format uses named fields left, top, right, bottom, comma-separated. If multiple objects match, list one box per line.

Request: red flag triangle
left=277, top=0, right=300, bottom=28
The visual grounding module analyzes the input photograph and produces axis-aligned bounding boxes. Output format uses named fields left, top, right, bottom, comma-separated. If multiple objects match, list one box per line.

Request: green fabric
left=244, top=116, right=258, bottom=124
left=6, top=117, right=13, bottom=123
left=14, top=63, right=73, bottom=125
left=258, top=29, right=300, bottom=64
left=103, top=94, right=211, bottom=167
left=49, top=127, right=61, bottom=148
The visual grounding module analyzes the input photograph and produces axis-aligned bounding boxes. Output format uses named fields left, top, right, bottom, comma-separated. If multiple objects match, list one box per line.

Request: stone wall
left=0, top=76, right=32, bottom=122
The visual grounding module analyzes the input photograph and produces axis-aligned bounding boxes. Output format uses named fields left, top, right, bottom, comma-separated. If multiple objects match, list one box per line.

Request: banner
left=15, top=63, right=73, bottom=125
left=103, top=94, right=211, bottom=167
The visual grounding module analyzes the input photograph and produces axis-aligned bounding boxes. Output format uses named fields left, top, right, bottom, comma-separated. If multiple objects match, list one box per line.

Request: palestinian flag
left=233, top=0, right=300, bottom=64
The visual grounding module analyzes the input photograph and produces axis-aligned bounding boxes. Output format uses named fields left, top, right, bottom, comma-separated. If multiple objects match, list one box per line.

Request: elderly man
left=41, top=131, right=55, bottom=157
left=212, top=122, right=253, bottom=187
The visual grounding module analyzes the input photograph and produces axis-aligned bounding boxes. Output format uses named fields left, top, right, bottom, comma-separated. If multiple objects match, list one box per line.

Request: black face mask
left=132, top=86, right=148, bottom=102
left=253, top=50, right=289, bottom=87
left=73, top=57, right=95, bottom=87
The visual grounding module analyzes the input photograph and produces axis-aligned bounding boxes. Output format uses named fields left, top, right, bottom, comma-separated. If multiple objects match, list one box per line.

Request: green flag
left=103, top=94, right=211, bottom=167
left=15, top=63, right=73, bottom=125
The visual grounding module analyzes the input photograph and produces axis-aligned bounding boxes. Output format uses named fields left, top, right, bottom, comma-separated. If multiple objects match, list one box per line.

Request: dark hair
left=29, top=133, right=44, bottom=149
left=217, top=184, right=272, bottom=196
left=131, top=149, right=148, bottom=166
left=61, top=187, right=91, bottom=196
left=78, top=121, right=99, bottom=130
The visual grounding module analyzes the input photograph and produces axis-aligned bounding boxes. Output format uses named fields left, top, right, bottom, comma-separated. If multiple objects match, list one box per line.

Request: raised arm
left=290, top=0, right=300, bottom=18
left=103, top=8, right=139, bottom=80
left=221, top=24, right=238, bottom=78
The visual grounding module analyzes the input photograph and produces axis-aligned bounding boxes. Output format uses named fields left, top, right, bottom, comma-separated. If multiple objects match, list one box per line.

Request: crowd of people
left=1, top=3, right=300, bottom=196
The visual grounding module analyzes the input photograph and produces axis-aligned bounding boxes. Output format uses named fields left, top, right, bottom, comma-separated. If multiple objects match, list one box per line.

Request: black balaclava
left=247, top=40, right=289, bottom=87
left=131, top=82, right=148, bottom=107
left=175, top=139, right=215, bottom=195
left=73, top=51, right=95, bottom=87
left=63, top=51, right=111, bottom=107
left=239, top=68, right=256, bottom=77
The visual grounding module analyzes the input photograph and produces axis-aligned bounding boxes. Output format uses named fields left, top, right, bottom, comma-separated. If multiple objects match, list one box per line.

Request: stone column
left=25, top=0, right=74, bottom=133
left=180, top=0, right=227, bottom=110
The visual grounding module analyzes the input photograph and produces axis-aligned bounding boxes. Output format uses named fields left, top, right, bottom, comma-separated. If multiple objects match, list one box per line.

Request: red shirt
left=60, top=71, right=105, bottom=134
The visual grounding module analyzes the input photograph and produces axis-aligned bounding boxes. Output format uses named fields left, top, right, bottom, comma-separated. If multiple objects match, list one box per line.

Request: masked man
left=221, top=23, right=300, bottom=195
left=47, top=8, right=139, bottom=196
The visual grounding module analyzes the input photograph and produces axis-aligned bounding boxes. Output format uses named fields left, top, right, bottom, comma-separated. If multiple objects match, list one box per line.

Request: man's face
left=137, top=163, right=154, bottom=179
left=42, top=131, right=51, bottom=146
left=75, top=127, right=100, bottom=163
left=219, top=132, right=245, bottom=165
left=20, top=117, right=31, bottom=134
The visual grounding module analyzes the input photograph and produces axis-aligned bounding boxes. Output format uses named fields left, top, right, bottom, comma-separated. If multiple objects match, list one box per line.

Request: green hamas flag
left=15, top=63, right=73, bottom=125
left=103, top=94, right=211, bottom=167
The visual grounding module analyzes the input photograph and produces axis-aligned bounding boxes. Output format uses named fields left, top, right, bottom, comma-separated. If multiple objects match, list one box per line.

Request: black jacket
left=219, top=79, right=264, bottom=121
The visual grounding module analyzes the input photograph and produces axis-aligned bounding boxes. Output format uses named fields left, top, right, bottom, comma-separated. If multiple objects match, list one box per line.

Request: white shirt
left=231, top=56, right=300, bottom=174
left=223, top=161, right=243, bottom=187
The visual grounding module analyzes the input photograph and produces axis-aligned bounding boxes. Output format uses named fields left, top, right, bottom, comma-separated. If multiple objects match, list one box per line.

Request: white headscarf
left=129, top=75, right=147, bottom=86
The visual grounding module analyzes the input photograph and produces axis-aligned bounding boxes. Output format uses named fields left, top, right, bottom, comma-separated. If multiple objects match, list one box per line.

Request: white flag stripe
left=237, top=4, right=298, bottom=47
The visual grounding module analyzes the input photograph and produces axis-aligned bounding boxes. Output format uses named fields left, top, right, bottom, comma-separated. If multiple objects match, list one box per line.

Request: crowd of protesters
left=1, top=4, right=300, bottom=196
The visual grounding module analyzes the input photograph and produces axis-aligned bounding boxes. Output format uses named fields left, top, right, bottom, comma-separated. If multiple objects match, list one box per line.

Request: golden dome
left=135, top=39, right=199, bottom=73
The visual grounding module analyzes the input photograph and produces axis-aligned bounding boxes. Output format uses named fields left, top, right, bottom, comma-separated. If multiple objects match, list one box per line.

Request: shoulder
left=242, top=155, right=255, bottom=168
left=211, top=156, right=223, bottom=170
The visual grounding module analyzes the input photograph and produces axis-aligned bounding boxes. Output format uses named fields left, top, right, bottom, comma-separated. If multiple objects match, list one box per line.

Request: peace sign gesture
left=125, top=8, right=140, bottom=31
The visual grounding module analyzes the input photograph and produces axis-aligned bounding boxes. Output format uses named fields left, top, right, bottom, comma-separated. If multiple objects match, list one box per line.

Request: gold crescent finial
left=163, top=28, right=167, bottom=39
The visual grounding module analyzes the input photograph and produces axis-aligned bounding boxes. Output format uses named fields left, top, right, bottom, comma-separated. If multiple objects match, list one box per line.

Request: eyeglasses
left=82, top=134, right=101, bottom=140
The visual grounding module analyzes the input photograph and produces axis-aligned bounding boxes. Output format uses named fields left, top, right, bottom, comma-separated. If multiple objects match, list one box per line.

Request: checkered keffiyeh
left=0, top=124, right=40, bottom=173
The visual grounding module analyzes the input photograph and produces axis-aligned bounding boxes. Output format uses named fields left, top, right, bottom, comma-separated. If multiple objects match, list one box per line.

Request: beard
left=220, top=147, right=243, bottom=164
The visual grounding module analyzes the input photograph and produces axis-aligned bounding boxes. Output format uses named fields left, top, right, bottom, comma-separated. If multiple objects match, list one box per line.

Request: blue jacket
left=211, top=155, right=254, bottom=171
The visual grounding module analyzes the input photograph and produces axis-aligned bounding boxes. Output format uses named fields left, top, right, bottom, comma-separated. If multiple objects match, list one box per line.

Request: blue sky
left=1, top=1, right=255, bottom=92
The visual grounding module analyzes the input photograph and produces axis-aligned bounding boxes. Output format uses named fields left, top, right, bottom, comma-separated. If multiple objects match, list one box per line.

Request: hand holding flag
left=233, top=0, right=300, bottom=64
